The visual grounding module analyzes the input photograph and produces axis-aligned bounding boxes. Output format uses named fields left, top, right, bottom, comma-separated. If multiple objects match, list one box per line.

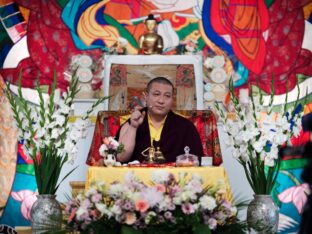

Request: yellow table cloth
left=86, top=166, right=233, bottom=201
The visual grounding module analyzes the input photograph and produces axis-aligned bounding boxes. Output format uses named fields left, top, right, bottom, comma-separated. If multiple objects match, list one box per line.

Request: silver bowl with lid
left=176, top=146, right=199, bottom=167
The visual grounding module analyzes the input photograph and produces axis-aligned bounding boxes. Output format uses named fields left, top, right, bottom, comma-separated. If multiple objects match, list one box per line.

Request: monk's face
left=146, top=82, right=173, bottom=117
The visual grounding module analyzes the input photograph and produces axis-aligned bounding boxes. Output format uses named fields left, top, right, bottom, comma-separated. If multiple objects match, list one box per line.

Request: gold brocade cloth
left=86, top=166, right=233, bottom=201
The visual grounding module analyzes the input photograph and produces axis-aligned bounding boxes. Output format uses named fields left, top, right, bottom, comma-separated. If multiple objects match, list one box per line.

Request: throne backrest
left=86, top=110, right=222, bottom=166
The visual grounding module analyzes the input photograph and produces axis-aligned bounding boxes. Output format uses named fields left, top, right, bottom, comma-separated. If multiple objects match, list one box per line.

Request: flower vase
left=30, top=194, right=62, bottom=233
left=247, top=194, right=279, bottom=233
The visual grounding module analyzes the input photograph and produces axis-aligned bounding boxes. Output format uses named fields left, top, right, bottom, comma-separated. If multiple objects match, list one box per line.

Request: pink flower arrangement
left=99, top=136, right=124, bottom=156
left=65, top=171, right=241, bottom=233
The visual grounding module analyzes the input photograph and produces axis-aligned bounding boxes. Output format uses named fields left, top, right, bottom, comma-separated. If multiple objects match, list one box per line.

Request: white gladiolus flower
left=47, top=121, right=57, bottom=129
left=50, top=128, right=60, bottom=139
left=18, top=128, right=24, bottom=139
left=22, top=118, right=29, bottom=129
left=67, top=147, right=78, bottom=163
left=34, top=140, right=41, bottom=150
left=67, top=97, right=73, bottom=105
left=259, top=151, right=266, bottom=161
left=275, top=115, right=288, bottom=128
left=62, top=91, right=68, bottom=99
left=229, top=124, right=240, bottom=137
left=264, top=156, right=275, bottom=167
left=75, top=119, right=90, bottom=130
left=53, top=89, right=61, bottom=104
left=248, top=151, right=256, bottom=159
left=274, top=133, right=288, bottom=145
left=231, top=147, right=241, bottom=160
left=69, top=128, right=81, bottom=142
left=6, top=64, right=109, bottom=195
left=58, top=101, right=71, bottom=115
left=234, top=121, right=247, bottom=130
left=54, top=140, right=62, bottom=148
left=57, top=148, right=67, bottom=158
left=253, top=140, right=265, bottom=153
left=250, top=127, right=260, bottom=138
left=241, top=130, right=254, bottom=142
left=216, top=82, right=303, bottom=195
left=36, top=127, right=46, bottom=139
left=70, top=145, right=78, bottom=154
left=240, top=152, right=250, bottom=162
left=30, top=108, right=39, bottom=121
left=264, top=129, right=275, bottom=142
left=54, top=114, right=66, bottom=127
left=80, top=128, right=88, bottom=139
left=224, top=135, right=234, bottom=147
left=239, top=144, right=248, bottom=155
left=267, top=145, right=279, bottom=159
left=24, top=131, right=31, bottom=140
left=293, top=126, right=301, bottom=137
left=64, top=139, right=75, bottom=150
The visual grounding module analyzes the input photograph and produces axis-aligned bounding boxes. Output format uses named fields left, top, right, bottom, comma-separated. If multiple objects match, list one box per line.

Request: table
left=86, top=166, right=233, bottom=201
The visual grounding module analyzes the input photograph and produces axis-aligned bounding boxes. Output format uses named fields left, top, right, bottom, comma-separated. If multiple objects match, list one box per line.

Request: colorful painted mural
left=1, top=0, right=311, bottom=95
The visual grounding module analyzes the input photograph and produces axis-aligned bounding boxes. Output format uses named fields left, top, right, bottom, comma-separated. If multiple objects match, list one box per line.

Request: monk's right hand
left=129, top=109, right=145, bottom=128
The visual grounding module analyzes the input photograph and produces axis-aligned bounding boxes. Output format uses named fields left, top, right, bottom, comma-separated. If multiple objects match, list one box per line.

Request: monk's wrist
left=128, top=120, right=138, bottom=129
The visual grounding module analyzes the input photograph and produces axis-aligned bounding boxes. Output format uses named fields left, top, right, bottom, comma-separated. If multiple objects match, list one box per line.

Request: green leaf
left=192, top=224, right=211, bottom=234
left=54, top=166, right=78, bottom=194
left=121, top=225, right=143, bottom=234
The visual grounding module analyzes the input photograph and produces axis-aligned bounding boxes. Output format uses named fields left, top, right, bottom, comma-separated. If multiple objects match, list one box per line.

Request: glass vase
left=247, top=194, right=279, bottom=233
left=30, top=194, right=62, bottom=233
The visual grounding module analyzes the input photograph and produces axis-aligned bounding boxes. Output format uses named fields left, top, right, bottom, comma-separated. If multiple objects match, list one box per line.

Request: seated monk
left=115, top=77, right=203, bottom=163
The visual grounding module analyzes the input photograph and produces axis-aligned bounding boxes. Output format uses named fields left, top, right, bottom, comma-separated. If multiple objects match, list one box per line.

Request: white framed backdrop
left=103, top=55, right=204, bottom=110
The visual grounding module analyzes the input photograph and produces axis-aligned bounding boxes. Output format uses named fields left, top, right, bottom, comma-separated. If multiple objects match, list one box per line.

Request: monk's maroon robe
left=116, top=109, right=204, bottom=163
